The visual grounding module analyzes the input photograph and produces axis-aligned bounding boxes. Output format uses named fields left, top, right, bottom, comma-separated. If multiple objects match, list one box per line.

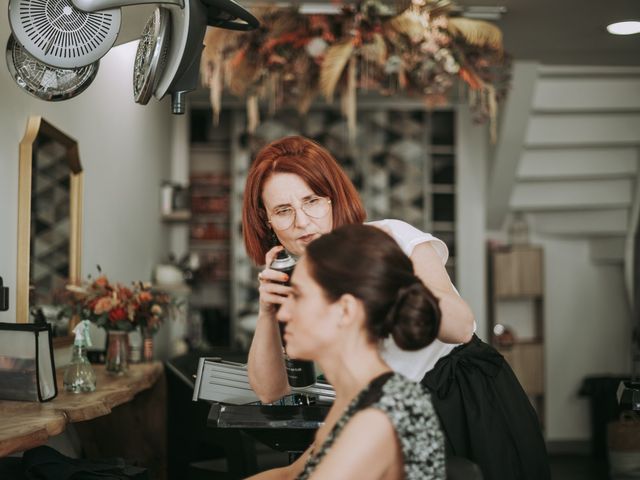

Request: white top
left=367, top=219, right=462, bottom=382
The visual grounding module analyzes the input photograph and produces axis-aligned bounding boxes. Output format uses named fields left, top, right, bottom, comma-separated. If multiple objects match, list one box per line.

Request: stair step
left=518, top=147, right=638, bottom=181
left=532, top=77, right=640, bottom=112
left=525, top=113, right=640, bottom=147
left=510, top=179, right=634, bottom=211
left=529, top=209, right=629, bottom=236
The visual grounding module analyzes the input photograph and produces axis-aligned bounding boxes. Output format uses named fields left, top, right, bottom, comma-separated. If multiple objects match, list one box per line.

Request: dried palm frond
left=388, top=10, right=425, bottom=43
left=247, top=95, right=260, bottom=134
left=201, top=29, right=226, bottom=84
left=208, top=61, right=223, bottom=125
left=340, top=56, right=357, bottom=144
left=448, top=17, right=503, bottom=51
left=486, top=85, right=498, bottom=143
left=423, top=0, right=454, bottom=17
left=360, top=33, right=387, bottom=66
left=320, top=40, right=354, bottom=101
left=201, top=28, right=237, bottom=125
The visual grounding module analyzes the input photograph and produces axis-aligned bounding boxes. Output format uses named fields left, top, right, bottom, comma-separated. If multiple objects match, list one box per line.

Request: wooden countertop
left=0, top=362, right=163, bottom=457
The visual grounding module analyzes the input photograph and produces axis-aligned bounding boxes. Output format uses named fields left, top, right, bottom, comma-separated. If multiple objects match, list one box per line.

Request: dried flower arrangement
left=58, top=267, right=172, bottom=333
left=200, top=0, right=511, bottom=141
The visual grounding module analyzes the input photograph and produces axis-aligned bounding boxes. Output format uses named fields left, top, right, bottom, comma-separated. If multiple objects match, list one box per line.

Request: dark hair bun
left=385, top=282, right=441, bottom=350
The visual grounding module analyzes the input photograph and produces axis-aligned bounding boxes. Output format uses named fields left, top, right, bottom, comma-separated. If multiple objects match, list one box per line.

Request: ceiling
left=456, top=0, right=640, bottom=66
left=116, top=0, right=640, bottom=66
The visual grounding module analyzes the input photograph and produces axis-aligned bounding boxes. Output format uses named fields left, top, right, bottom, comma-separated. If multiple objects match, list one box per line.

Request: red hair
left=242, top=136, right=366, bottom=265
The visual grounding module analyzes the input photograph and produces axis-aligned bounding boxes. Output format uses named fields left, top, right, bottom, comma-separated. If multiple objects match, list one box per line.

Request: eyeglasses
left=268, top=196, right=332, bottom=230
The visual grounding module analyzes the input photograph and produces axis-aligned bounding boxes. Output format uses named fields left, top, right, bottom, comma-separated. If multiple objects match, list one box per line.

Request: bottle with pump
left=270, top=249, right=316, bottom=388
left=63, top=320, right=97, bottom=393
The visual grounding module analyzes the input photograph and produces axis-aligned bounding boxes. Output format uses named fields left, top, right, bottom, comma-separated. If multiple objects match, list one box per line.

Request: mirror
left=16, top=116, right=83, bottom=346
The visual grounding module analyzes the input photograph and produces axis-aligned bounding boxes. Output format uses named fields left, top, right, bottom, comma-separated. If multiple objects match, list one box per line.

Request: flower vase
left=105, top=330, right=129, bottom=375
left=142, top=327, right=155, bottom=363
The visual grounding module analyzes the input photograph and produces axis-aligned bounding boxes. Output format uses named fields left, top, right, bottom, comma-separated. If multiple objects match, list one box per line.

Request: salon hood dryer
left=7, top=0, right=258, bottom=112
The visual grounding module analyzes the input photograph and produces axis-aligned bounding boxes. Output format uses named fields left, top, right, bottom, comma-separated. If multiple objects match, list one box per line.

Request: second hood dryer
left=7, top=0, right=259, bottom=112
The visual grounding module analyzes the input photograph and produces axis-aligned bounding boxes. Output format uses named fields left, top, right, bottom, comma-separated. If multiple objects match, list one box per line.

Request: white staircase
left=489, top=63, right=640, bottom=265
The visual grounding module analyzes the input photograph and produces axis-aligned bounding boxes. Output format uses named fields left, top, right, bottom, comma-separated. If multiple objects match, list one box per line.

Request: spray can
left=270, top=249, right=316, bottom=388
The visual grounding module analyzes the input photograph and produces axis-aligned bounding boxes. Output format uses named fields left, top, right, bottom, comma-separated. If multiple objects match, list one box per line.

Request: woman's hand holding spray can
left=270, top=249, right=316, bottom=388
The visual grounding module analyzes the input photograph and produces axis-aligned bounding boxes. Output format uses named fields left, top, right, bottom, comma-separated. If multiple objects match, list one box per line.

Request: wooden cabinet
left=492, top=247, right=543, bottom=298
left=488, top=245, right=545, bottom=426
left=497, top=342, right=544, bottom=395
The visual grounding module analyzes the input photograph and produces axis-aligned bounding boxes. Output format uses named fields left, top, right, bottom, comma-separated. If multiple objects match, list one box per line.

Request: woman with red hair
left=242, top=135, right=549, bottom=480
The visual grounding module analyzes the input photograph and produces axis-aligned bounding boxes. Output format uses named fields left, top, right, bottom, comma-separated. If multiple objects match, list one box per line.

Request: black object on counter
left=0, top=322, right=57, bottom=402
left=208, top=402, right=329, bottom=456
left=0, top=277, right=8, bottom=311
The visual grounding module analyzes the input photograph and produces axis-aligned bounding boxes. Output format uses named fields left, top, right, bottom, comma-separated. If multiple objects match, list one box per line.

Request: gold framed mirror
left=16, top=116, right=83, bottom=347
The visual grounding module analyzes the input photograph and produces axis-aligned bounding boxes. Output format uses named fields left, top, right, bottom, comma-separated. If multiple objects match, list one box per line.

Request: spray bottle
left=270, top=249, right=316, bottom=388
left=63, top=320, right=97, bottom=393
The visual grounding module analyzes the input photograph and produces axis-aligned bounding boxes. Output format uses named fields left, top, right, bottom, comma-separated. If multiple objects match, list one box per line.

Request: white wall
left=535, top=234, right=632, bottom=441
left=487, top=228, right=632, bottom=442
left=0, top=17, right=173, bottom=324
left=485, top=62, right=637, bottom=444
left=457, top=106, right=488, bottom=337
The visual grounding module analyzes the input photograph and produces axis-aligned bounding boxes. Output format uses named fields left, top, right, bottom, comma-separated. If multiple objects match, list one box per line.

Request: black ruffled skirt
left=421, top=335, right=551, bottom=480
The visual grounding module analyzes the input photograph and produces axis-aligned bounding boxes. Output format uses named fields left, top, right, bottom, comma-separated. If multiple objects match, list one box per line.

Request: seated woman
left=247, top=224, right=445, bottom=480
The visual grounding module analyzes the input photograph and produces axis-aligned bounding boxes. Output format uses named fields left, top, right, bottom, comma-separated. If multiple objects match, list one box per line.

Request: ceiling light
left=606, top=21, right=640, bottom=35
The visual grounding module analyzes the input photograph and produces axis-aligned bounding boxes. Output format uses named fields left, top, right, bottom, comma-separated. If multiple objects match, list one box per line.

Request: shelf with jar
left=162, top=210, right=191, bottom=222
left=189, top=172, right=231, bottom=245
left=181, top=111, right=235, bottom=347
left=487, top=238, right=546, bottom=427
left=160, top=181, right=191, bottom=223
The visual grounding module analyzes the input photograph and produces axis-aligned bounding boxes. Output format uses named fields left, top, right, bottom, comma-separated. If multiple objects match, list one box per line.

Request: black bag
left=24, top=446, right=149, bottom=480
left=0, top=446, right=149, bottom=480
left=0, top=322, right=57, bottom=402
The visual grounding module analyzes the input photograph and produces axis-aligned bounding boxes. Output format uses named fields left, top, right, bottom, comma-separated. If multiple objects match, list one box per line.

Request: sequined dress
left=296, top=372, right=446, bottom=480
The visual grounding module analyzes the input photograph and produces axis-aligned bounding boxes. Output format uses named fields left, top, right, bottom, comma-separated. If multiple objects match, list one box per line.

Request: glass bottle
left=142, top=327, right=154, bottom=362
left=105, top=330, right=129, bottom=375
left=509, top=212, right=530, bottom=246
left=63, top=320, right=97, bottom=393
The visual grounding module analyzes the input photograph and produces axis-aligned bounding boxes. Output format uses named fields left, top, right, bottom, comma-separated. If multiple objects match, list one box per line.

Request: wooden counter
left=0, top=362, right=164, bottom=459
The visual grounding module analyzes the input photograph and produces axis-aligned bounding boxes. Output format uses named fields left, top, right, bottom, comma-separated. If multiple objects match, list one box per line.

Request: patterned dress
left=296, top=372, right=445, bottom=479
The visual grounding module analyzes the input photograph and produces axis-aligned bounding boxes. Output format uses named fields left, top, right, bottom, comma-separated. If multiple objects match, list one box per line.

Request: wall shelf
left=186, top=105, right=459, bottom=349
left=162, top=210, right=191, bottom=222
left=488, top=244, right=546, bottom=428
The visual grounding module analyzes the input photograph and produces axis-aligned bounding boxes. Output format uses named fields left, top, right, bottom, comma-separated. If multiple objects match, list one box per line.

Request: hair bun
left=384, top=282, right=441, bottom=351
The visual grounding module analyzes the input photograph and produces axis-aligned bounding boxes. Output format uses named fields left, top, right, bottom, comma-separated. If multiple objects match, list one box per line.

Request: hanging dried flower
left=201, top=0, right=511, bottom=140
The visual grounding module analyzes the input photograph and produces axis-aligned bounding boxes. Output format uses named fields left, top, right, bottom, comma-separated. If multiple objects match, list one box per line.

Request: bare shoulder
left=309, top=408, right=401, bottom=479
left=321, top=407, right=398, bottom=455
left=344, top=407, right=396, bottom=436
